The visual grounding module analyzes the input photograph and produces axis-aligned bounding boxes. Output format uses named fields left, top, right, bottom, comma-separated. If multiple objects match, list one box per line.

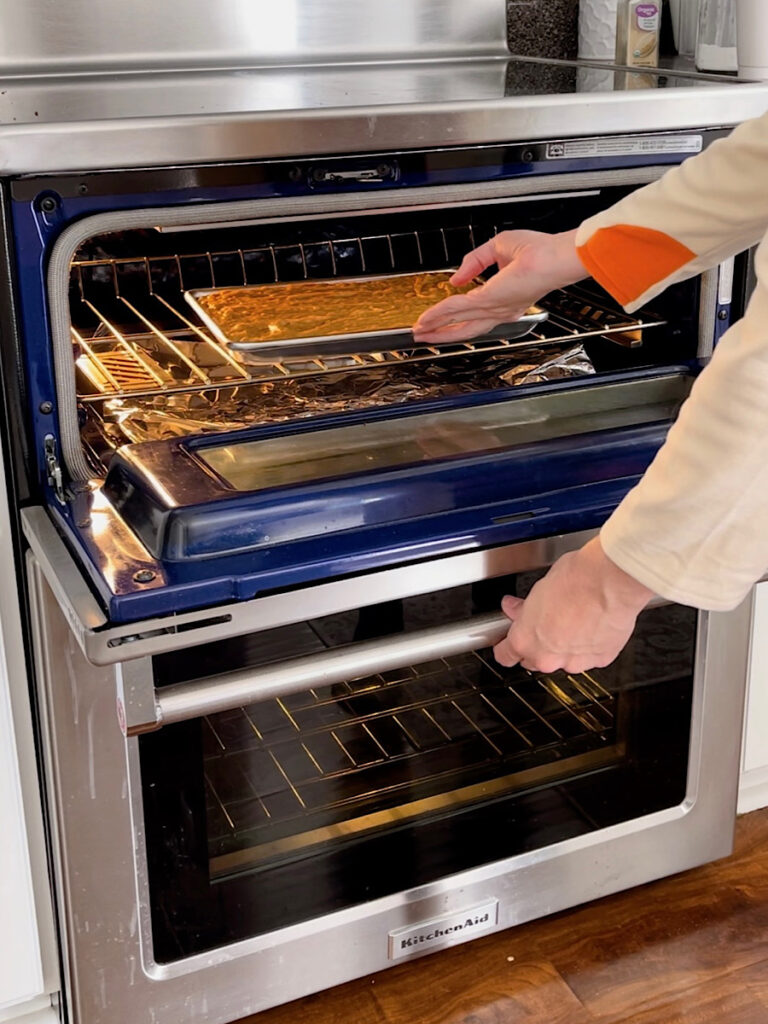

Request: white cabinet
left=738, top=582, right=768, bottom=812
left=0, top=439, right=58, bottom=1022
left=0, top=653, right=45, bottom=1011
left=0, top=632, right=57, bottom=1022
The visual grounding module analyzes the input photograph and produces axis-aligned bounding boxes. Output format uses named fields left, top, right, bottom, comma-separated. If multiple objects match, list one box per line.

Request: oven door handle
left=119, top=594, right=671, bottom=735
left=119, top=611, right=512, bottom=736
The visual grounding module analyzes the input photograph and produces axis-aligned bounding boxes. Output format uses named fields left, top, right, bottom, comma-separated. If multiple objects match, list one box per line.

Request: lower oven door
left=26, top=530, right=752, bottom=1024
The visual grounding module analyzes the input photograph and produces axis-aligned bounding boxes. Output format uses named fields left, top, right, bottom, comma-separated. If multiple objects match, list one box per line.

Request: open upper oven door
left=11, top=158, right=730, bottom=623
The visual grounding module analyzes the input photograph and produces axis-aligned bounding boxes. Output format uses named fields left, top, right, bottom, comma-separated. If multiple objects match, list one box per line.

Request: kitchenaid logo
left=399, top=913, right=490, bottom=948
left=388, top=901, right=499, bottom=960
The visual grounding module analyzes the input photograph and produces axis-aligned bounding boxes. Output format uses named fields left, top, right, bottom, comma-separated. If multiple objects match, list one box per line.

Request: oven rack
left=71, top=225, right=490, bottom=305
left=202, top=647, right=617, bottom=873
left=72, top=287, right=662, bottom=403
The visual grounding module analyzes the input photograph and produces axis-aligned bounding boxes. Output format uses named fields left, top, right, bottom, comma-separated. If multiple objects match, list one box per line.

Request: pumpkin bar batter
left=194, top=272, right=478, bottom=344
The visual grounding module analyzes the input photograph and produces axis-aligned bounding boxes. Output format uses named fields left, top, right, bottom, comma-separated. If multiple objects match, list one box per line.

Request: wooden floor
left=241, top=809, right=768, bottom=1024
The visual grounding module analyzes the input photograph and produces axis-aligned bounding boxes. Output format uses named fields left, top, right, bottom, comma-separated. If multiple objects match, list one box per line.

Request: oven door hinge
left=44, top=435, right=67, bottom=505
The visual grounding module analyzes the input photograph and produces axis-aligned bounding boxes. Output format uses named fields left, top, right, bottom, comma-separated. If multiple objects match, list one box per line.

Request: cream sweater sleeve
left=575, top=109, right=768, bottom=312
left=573, top=109, right=768, bottom=610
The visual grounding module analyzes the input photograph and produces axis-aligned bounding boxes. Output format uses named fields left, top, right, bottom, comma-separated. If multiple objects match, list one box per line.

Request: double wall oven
left=2, top=2, right=768, bottom=1021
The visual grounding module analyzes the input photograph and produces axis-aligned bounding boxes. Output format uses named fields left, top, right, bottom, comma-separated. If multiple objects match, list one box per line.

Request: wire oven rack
left=70, top=228, right=665, bottom=403
left=202, top=645, right=618, bottom=875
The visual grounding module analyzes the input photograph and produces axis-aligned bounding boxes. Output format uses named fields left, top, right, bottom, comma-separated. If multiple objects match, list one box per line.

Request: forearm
left=576, top=109, right=768, bottom=311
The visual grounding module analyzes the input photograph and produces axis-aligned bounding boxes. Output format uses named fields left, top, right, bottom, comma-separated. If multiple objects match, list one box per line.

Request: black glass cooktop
left=505, top=56, right=742, bottom=96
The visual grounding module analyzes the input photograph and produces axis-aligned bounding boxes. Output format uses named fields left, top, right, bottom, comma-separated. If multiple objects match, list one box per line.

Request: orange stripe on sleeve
left=576, top=224, right=697, bottom=307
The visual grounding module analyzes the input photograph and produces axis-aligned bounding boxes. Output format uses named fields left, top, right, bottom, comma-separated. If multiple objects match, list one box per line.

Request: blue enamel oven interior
left=10, top=136, right=727, bottom=623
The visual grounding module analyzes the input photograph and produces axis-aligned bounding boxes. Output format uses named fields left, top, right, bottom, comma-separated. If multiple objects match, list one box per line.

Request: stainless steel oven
left=26, top=524, right=753, bottom=1023
left=3, top=2, right=768, bottom=1022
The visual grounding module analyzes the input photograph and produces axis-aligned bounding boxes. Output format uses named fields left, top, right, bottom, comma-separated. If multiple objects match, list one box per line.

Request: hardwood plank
left=603, top=964, right=768, bottom=1024
left=522, top=844, right=768, bottom=1018
left=735, top=958, right=768, bottom=1012
left=237, top=979, right=385, bottom=1024
left=369, top=945, right=592, bottom=1024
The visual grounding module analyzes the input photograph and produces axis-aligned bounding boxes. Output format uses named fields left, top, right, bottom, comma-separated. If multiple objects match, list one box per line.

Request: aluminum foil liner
left=97, top=345, right=595, bottom=446
left=500, top=344, right=595, bottom=386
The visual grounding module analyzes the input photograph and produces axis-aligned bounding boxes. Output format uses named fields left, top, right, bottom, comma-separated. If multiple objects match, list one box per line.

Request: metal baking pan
left=185, top=271, right=549, bottom=362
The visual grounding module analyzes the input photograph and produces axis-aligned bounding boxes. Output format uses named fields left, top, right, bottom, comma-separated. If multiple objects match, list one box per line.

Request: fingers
left=500, top=594, right=524, bottom=620
left=492, top=596, right=608, bottom=673
left=450, top=240, right=500, bottom=286
left=494, top=637, right=563, bottom=674
left=493, top=637, right=520, bottom=668
left=412, top=317, right=499, bottom=345
left=412, top=292, right=481, bottom=334
left=493, top=635, right=595, bottom=675
left=494, top=598, right=523, bottom=667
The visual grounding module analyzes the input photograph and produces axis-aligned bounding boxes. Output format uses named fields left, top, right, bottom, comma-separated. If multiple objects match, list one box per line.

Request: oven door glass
left=139, top=579, right=696, bottom=963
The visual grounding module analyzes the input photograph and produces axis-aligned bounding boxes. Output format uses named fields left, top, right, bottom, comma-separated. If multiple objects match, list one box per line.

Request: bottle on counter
left=578, top=0, right=621, bottom=60
left=696, top=0, right=737, bottom=72
left=616, top=0, right=661, bottom=67
left=670, top=0, right=699, bottom=57
left=735, top=0, right=768, bottom=79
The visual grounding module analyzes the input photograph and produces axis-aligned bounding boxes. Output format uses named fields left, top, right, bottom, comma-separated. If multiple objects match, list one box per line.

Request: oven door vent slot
left=106, top=612, right=233, bottom=649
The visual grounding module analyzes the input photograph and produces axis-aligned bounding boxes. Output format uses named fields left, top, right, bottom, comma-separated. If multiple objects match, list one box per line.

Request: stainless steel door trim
left=138, top=797, right=696, bottom=984
left=118, top=591, right=748, bottom=983
left=698, top=266, right=720, bottom=358
left=21, top=508, right=108, bottom=635
left=29, top=552, right=752, bottom=1023
left=698, top=258, right=736, bottom=359
left=47, top=166, right=672, bottom=482
left=24, top=554, right=74, bottom=1012
left=683, top=607, right=710, bottom=809
left=21, top=505, right=597, bottom=665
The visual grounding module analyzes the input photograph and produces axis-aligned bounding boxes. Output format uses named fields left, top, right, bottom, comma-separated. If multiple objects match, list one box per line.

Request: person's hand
left=493, top=537, right=654, bottom=674
left=412, top=228, right=587, bottom=344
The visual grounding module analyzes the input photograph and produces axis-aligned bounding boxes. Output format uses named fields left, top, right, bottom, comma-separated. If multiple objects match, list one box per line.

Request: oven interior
left=48, top=181, right=708, bottom=621
left=69, top=184, right=700, bottom=475
left=139, top=573, right=697, bottom=963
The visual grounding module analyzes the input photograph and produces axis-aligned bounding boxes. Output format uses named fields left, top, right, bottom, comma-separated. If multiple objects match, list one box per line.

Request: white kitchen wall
left=739, top=582, right=768, bottom=812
